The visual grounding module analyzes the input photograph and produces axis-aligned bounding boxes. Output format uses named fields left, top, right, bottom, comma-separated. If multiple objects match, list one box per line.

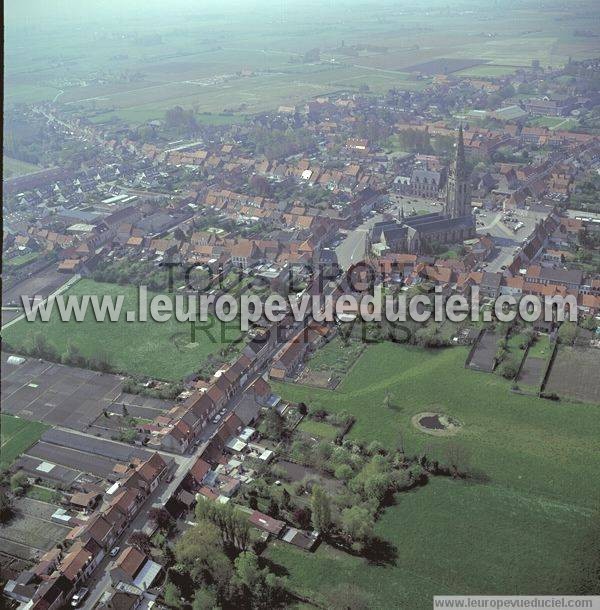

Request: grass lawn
left=6, top=252, right=40, bottom=269
left=0, top=414, right=48, bottom=469
left=26, top=485, right=62, bottom=504
left=2, top=279, right=243, bottom=381
left=529, top=116, right=579, bottom=131
left=266, top=478, right=593, bottom=609
left=297, top=419, right=339, bottom=441
left=527, top=336, right=553, bottom=359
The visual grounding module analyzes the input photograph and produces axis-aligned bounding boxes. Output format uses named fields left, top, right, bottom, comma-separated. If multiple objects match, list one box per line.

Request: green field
left=3, top=156, right=41, bottom=179
left=455, top=64, right=519, bottom=78
left=2, top=279, right=242, bottom=381
left=6, top=252, right=40, bottom=269
left=272, top=343, right=600, bottom=502
left=6, top=1, right=598, bottom=123
left=268, top=342, right=600, bottom=608
left=529, top=116, right=580, bottom=130
left=527, top=336, right=553, bottom=359
left=0, top=414, right=48, bottom=469
left=26, top=485, right=62, bottom=504
left=267, top=478, right=593, bottom=609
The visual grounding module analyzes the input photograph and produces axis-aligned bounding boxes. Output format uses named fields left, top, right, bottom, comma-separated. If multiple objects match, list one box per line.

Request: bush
left=10, top=471, right=29, bottom=496
left=498, top=359, right=519, bottom=379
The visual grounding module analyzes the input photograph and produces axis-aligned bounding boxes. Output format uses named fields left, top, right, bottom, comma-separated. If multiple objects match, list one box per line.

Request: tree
left=0, top=491, right=14, bottom=523
left=311, top=486, right=331, bottom=533
left=174, top=520, right=232, bottom=590
left=443, top=442, right=471, bottom=478
left=382, top=392, right=391, bottom=410
left=234, top=551, right=262, bottom=589
left=362, top=472, right=391, bottom=503
left=267, top=497, right=280, bottom=518
left=558, top=321, right=578, bottom=345
left=31, top=332, right=59, bottom=361
left=498, top=358, right=518, bottom=379
left=396, top=430, right=405, bottom=455
left=293, top=507, right=311, bottom=529
left=129, top=531, right=151, bottom=553
left=173, top=228, right=186, bottom=242
left=163, top=580, right=183, bottom=608
left=149, top=507, right=174, bottom=531
left=334, top=464, right=354, bottom=481
left=341, top=506, right=375, bottom=548
left=263, top=409, right=285, bottom=439
left=10, top=471, right=29, bottom=495
left=195, top=501, right=251, bottom=551
left=192, top=588, right=218, bottom=610
left=65, top=340, right=86, bottom=367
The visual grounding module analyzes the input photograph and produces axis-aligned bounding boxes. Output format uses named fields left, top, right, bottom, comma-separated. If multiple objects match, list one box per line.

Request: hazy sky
left=5, top=0, right=253, bottom=26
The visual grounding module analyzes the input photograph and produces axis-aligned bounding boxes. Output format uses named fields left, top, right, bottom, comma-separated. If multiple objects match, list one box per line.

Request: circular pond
left=412, top=412, right=461, bottom=436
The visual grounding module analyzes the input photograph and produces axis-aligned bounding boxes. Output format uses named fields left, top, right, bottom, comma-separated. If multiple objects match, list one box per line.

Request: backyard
left=297, top=336, right=365, bottom=388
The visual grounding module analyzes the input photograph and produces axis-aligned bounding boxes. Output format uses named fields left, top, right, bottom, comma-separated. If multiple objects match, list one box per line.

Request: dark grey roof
left=41, top=429, right=150, bottom=462
left=538, top=267, right=583, bottom=286
left=234, top=393, right=260, bottom=426
left=481, top=272, right=503, bottom=289
left=411, top=169, right=441, bottom=183
left=404, top=213, right=475, bottom=234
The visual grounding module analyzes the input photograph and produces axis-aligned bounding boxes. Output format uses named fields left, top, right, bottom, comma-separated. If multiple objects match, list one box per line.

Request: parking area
left=1, top=354, right=171, bottom=431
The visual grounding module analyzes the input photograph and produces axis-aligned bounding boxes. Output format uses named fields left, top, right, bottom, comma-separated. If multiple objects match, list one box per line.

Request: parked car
left=212, top=414, right=222, bottom=424
left=110, top=546, right=120, bottom=557
left=71, top=588, right=89, bottom=607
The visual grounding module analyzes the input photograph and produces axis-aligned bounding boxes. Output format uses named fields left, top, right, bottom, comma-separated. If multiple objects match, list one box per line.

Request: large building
left=369, top=126, right=476, bottom=254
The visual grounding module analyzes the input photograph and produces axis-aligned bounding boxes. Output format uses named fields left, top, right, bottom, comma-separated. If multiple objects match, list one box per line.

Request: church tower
left=445, top=125, right=471, bottom=219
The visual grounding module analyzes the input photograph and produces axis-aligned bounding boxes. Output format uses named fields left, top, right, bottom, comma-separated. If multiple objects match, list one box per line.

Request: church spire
left=455, top=123, right=466, bottom=177
left=445, top=123, right=471, bottom=219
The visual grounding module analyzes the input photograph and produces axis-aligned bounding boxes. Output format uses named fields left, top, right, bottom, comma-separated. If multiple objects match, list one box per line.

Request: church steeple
left=445, top=125, right=471, bottom=219
left=455, top=123, right=466, bottom=177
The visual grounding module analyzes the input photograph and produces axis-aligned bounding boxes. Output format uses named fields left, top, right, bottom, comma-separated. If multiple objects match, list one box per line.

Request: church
left=369, top=126, right=476, bottom=255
